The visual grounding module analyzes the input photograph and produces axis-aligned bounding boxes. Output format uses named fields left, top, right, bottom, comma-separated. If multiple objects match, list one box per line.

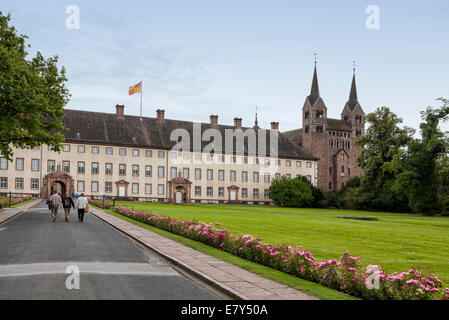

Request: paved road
left=0, top=202, right=221, bottom=300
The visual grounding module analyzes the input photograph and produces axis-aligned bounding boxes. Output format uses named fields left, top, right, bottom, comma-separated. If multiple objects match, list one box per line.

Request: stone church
left=284, top=63, right=365, bottom=191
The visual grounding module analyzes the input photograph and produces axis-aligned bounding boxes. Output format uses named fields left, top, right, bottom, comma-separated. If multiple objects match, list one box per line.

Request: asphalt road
left=0, top=202, right=221, bottom=300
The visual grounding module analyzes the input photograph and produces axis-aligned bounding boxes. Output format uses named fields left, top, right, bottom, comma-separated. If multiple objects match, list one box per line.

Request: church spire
left=308, top=55, right=320, bottom=105
left=253, top=106, right=260, bottom=129
left=347, top=61, right=358, bottom=110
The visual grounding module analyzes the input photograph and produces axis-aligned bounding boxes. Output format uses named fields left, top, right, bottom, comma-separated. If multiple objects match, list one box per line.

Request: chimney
left=210, top=115, right=218, bottom=128
left=156, top=109, right=165, bottom=123
left=116, top=104, right=125, bottom=119
left=271, top=121, right=279, bottom=131
left=234, top=117, right=242, bottom=129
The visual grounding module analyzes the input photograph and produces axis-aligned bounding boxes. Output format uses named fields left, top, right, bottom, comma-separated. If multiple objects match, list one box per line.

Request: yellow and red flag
left=129, top=81, right=142, bottom=95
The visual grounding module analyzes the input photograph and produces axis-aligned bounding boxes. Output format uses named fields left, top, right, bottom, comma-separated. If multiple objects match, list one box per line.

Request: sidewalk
left=0, top=199, right=43, bottom=225
left=90, top=206, right=318, bottom=300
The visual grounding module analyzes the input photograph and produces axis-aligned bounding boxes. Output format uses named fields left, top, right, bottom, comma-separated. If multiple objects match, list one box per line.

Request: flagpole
left=140, top=81, right=143, bottom=117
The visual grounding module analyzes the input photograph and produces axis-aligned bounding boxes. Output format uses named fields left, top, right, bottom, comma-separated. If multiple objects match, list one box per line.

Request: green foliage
left=0, top=12, right=70, bottom=160
left=393, top=98, right=449, bottom=215
left=268, top=176, right=314, bottom=207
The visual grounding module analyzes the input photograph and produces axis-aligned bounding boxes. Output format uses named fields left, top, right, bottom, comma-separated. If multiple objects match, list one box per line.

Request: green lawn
left=110, top=201, right=449, bottom=285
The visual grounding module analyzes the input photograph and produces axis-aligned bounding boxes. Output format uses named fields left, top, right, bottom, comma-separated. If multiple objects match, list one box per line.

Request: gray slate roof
left=61, top=109, right=318, bottom=160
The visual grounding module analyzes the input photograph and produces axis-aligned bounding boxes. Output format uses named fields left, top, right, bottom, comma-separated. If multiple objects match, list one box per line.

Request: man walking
left=75, top=193, right=88, bottom=223
left=62, top=193, right=75, bottom=222
left=49, top=191, right=62, bottom=222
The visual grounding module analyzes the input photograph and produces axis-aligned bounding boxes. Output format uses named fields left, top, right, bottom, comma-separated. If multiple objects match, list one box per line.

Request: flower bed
left=112, top=205, right=448, bottom=300
left=88, top=199, right=113, bottom=210
left=0, top=195, right=33, bottom=208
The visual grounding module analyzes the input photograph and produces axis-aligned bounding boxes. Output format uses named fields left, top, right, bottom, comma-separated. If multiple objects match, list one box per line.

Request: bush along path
left=0, top=195, right=33, bottom=208
left=90, top=200, right=448, bottom=300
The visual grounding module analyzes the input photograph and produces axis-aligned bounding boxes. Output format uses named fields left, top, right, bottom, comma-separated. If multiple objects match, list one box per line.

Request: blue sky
left=2, top=0, right=448, bottom=133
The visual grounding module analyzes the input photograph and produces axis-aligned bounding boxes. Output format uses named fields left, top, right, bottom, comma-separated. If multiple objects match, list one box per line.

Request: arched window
left=305, top=125, right=309, bottom=133
left=341, top=165, right=345, bottom=173
left=341, top=154, right=345, bottom=161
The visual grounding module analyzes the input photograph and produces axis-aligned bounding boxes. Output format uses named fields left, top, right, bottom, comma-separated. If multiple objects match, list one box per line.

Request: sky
left=1, top=0, right=448, bottom=133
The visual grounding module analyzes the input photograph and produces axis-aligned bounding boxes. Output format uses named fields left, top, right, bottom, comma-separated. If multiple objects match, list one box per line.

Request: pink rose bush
left=0, top=195, right=32, bottom=208
left=113, top=206, right=448, bottom=300
left=88, top=199, right=112, bottom=210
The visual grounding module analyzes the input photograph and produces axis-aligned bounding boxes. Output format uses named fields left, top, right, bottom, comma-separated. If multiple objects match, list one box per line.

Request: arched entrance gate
left=41, top=170, right=74, bottom=199
left=168, top=172, right=192, bottom=204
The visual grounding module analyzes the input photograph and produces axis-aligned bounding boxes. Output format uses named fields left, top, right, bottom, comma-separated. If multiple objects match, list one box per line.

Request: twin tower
left=285, top=63, right=365, bottom=191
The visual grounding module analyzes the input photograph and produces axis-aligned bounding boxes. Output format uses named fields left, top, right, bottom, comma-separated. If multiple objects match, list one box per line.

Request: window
left=119, top=148, right=126, bottom=155
left=243, top=157, right=248, bottom=164
left=132, top=165, right=139, bottom=176
left=105, top=163, right=113, bottom=175
left=329, top=167, right=333, bottom=175
left=158, top=151, right=165, bottom=158
left=264, top=189, right=269, bottom=199
left=348, top=167, right=351, bottom=176
left=286, top=174, right=291, bottom=179
left=218, top=170, right=224, bottom=181
left=0, top=177, right=7, bottom=188
left=77, top=181, right=85, bottom=192
left=195, top=186, right=201, bottom=196
left=78, top=145, right=85, bottom=153
left=232, top=156, right=237, bottom=164
left=218, top=187, right=224, bottom=197
left=170, top=152, right=177, bottom=159
left=195, top=168, right=201, bottom=180
left=286, top=160, right=291, bottom=167
left=253, top=189, right=259, bottom=199
left=145, top=150, right=152, bottom=157
left=207, top=169, right=213, bottom=180
left=63, top=161, right=70, bottom=173
left=106, top=147, right=113, bottom=155
left=195, top=154, right=201, bottom=161
left=78, top=161, right=85, bottom=174
left=132, top=183, right=139, bottom=194
left=253, top=158, right=259, bottom=165
left=307, top=175, right=312, bottom=182
left=145, top=184, right=152, bottom=194
left=91, top=181, right=99, bottom=193
left=183, top=168, right=189, bottom=179
left=170, top=167, right=177, bottom=179
left=105, top=182, right=112, bottom=193
left=158, top=166, right=165, bottom=178
left=207, top=154, right=213, bottom=162
left=341, top=154, right=345, bottom=161
left=341, top=165, right=345, bottom=173
left=183, top=153, right=189, bottom=160
left=48, top=160, right=55, bottom=172
left=276, top=159, right=281, bottom=166
left=218, top=155, right=224, bottom=163
left=119, top=164, right=126, bottom=176
left=15, top=178, right=24, bottom=189
left=63, top=144, right=70, bottom=152
left=242, top=188, right=248, bottom=198
left=242, top=171, right=248, bottom=182
left=253, top=172, right=259, bottom=183
left=132, top=149, right=139, bottom=156
left=230, top=170, right=236, bottom=181
left=296, top=161, right=301, bottom=168
left=0, top=158, right=7, bottom=170
left=264, top=173, right=270, bottom=183
left=31, top=159, right=39, bottom=171
left=207, top=187, right=213, bottom=197
left=91, top=162, right=99, bottom=174
left=158, top=184, right=164, bottom=195
left=16, top=158, right=24, bottom=171
left=145, top=165, right=152, bottom=177
left=31, top=179, right=39, bottom=190
left=264, top=159, right=270, bottom=166
left=306, top=162, right=312, bottom=168
left=92, top=146, right=99, bottom=154
left=275, top=173, right=281, bottom=180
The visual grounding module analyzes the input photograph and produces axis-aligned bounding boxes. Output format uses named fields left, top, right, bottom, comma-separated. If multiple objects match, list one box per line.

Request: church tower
left=341, top=65, right=365, bottom=138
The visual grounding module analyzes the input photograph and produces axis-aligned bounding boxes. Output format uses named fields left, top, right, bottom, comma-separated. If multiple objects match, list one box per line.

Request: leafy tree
left=393, top=98, right=449, bottom=215
left=355, top=107, right=414, bottom=211
left=0, top=12, right=69, bottom=160
left=269, top=176, right=314, bottom=207
left=297, top=175, right=325, bottom=207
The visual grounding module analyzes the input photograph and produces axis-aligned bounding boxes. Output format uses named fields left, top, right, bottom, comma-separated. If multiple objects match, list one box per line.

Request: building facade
left=0, top=106, right=318, bottom=204
left=284, top=63, right=365, bottom=191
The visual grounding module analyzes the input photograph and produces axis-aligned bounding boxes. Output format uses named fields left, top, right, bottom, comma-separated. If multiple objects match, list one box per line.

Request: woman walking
left=75, top=193, right=88, bottom=223
left=62, top=193, right=75, bottom=222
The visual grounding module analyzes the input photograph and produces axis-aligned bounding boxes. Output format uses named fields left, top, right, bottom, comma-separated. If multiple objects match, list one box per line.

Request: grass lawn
left=108, top=201, right=449, bottom=285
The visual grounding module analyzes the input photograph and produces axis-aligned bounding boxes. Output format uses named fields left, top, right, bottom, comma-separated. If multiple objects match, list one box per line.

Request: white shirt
left=76, top=197, right=88, bottom=209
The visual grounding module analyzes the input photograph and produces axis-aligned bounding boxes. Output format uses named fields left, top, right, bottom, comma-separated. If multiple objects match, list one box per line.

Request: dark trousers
left=78, top=208, right=85, bottom=222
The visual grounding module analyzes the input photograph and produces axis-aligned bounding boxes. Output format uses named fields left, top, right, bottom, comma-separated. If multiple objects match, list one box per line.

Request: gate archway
left=41, top=171, right=74, bottom=199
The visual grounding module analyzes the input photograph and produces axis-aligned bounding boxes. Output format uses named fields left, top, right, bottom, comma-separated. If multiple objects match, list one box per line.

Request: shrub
left=269, top=176, right=314, bottom=207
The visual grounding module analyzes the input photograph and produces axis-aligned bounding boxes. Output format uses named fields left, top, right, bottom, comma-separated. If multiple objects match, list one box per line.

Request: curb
left=0, top=199, right=43, bottom=226
left=90, top=208, right=248, bottom=300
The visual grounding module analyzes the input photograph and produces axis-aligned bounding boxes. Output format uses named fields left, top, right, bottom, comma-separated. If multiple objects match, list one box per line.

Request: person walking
left=49, top=191, right=62, bottom=222
left=62, top=193, right=75, bottom=222
left=75, top=193, right=88, bottom=223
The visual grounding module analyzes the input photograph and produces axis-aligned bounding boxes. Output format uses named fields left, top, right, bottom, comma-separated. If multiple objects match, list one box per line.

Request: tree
left=0, top=12, right=69, bottom=160
left=354, top=107, right=414, bottom=211
left=393, top=98, right=449, bottom=215
left=268, top=176, right=314, bottom=208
